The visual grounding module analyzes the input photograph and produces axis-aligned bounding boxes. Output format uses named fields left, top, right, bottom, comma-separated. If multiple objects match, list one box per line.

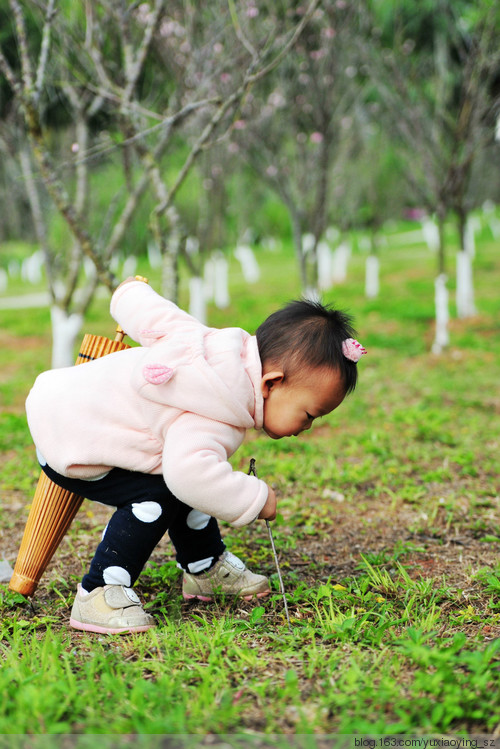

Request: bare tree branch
left=0, top=46, right=21, bottom=93
left=227, top=0, right=258, bottom=60
left=123, top=0, right=165, bottom=103
left=155, top=0, right=320, bottom=219
left=9, top=0, right=34, bottom=93
left=34, top=0, right=57, bottom=104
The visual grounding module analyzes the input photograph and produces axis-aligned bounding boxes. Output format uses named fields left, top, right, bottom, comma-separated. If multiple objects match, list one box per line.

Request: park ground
left=0, top=226, right=499, bottom=737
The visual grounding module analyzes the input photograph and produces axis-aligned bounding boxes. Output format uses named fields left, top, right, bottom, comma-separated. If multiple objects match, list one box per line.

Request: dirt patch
left=4, top=481, right=499, bottom=644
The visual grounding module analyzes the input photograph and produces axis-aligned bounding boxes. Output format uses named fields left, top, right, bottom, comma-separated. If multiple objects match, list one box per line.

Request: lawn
left=1, top=222, right=500, bottom=740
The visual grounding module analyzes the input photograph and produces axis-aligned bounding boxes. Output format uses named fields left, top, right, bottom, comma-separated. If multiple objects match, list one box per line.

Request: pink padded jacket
left=25, top=281, right=268, bottom=527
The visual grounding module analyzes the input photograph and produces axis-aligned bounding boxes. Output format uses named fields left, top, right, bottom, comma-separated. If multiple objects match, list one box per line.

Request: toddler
left=25, top=278, right=366, bottom=634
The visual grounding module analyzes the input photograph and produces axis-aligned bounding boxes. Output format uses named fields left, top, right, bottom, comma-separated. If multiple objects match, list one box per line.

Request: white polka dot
left=186, top=509, right=211, bottom=530
left=131, top=501, right=162, bottom=523
left=103, top=566, right=131, bottom=586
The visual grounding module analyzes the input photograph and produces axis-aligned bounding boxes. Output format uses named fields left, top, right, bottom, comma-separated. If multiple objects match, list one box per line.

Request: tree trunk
left=456, top=250, right=477, bottom=318
left=365, top=254, right=380, bottom=299
left=317, top=240, right=332, bottom=290
left=332, top=241, right=350, bottom=284
left=431, top=274, right=449, bottom=354
left=289, top=208, right=308, bottom=292
left=50, top=305, right=83, bottom=369
left=235, top=244, right=260, bottom=283
left=431, top=206, right=450, bottom=353
left=456, top=210, right=477, bottom=318
left=159, top=206, right=181, bottom=302
left=213, top=251, right=230, bottom=309
left=188, top=276, right=206, bottom=323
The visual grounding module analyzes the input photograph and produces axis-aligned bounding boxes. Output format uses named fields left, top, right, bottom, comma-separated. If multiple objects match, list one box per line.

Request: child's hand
left=258, top=486, right=277, bottom=521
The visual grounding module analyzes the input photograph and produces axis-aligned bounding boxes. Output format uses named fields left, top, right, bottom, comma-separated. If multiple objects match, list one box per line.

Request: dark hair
left=256, top=299, right=359, bottom=394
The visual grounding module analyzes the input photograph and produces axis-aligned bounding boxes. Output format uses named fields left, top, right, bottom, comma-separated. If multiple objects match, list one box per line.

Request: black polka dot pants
left=41, top=465, right=226, bottom=592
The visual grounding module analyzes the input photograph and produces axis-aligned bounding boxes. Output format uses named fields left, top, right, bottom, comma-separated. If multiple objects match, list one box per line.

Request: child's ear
left=261, top=371, right=284, bottom=398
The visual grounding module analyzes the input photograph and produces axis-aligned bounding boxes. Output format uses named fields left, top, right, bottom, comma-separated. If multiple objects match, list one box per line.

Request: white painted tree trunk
left=463, top=216, right=479, bottom=258
left=456, top=250, right=477, bottom=318
left=365, top=254, right=380, bottom=299
left=302, top=233, right=316, bottom=254
left=421, top=218, right=440, bottom=252
left=213, top=252, right=230, bottom=309
left=431, top=274, right=450, bottom=354
left=317, top=241, right=332, bottom=290
left=204, top=257, right=215, bottom=302
left=122, top=255, right=138, bottom=278
left=331, top=242, right=350, bottom=283
left=83, top=256, right=98, bottom=280
left=21, top=250, right=44, bottom=284
left=50, top=305, right=84, bottom=369
left=147, top=240, right=162, bottom=270
left=489, top=217, right=500, bottom=239
left=189, top=276, right=207, bottom=324
left=234, top=244, right=260, bottom=283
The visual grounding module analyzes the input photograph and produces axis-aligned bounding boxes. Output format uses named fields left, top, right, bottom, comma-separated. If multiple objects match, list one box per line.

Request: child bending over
left=26, top=278, right=366, bottom=634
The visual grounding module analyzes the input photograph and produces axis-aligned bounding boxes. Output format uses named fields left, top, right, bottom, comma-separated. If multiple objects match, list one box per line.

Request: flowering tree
left=229, top=0, right=364, bottom=295
left=0, top=0, right=318, bottom=366
left=359, top=0, right=500, bottom=350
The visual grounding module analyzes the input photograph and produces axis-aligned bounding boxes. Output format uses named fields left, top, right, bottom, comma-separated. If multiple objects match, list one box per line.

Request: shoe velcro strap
left=104, top=586, right=141, bottom=609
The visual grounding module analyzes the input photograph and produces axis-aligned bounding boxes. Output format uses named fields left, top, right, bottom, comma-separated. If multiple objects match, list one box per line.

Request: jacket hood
left=132, top=326, right=262, bottom=429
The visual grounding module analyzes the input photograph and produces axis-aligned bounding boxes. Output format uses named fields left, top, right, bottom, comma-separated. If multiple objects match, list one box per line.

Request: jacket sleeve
left=162, top=413, right=268, bottom=527
left=110, top=280, right=202, bottom=345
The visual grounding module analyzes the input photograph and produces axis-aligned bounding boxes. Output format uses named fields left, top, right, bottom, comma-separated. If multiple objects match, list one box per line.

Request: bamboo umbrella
left=9, top=276, right=148, bottom=596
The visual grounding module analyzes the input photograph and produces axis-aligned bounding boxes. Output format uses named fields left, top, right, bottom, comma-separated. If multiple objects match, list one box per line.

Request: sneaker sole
left=70, top=617, right=155, bottom=635
left=182, top=589, right=271, bottom=602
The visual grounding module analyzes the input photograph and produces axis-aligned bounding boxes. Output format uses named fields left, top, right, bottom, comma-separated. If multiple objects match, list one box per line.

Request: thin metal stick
left=249, top=459, right=292, bottom=633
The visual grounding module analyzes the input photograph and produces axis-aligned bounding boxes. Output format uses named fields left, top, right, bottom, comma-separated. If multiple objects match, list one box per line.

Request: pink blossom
left=246, top=5, right=259, bottom=17
left=310, top=132, right=324, bottom=144
left=136, top=4, right=152, bottom=24
left=71, top=143, right=79, bottom=153
left=268, top=91, right=286, bottom=108
left=220, top=72, right=231, bottom=84
left=233, top=119, right=246, bottom=130
left=266, top=165, right=278, bottom=178
left=160, top=19, right=184, bottom=38
left=310, top=49, right=326, bottom=61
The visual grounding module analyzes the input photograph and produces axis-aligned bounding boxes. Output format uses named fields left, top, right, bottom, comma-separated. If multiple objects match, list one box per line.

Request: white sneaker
left=70, top=584, right=155, bottom=634
left=182, top=551, right=270, bottom=601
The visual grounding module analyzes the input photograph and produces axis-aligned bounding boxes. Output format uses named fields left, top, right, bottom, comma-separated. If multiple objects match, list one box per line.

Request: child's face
left=261, top=365, right=346, bottom=440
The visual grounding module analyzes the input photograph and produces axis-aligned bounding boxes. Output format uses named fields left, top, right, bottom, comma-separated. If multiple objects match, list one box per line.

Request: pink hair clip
left=342, top=338, right=367, bottom=363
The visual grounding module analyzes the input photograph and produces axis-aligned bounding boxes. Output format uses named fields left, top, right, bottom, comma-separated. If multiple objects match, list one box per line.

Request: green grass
left=1, top=218, right=500, bottom=736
